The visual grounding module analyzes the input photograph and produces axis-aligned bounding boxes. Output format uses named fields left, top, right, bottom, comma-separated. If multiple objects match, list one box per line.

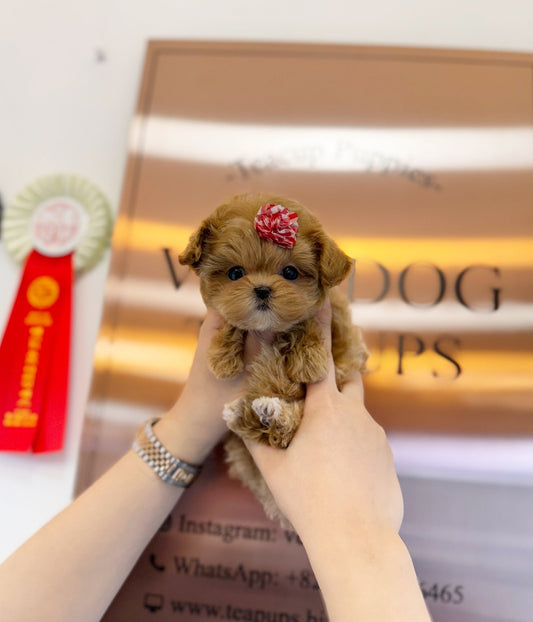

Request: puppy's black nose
left=254, top=286, right=272, bottom=300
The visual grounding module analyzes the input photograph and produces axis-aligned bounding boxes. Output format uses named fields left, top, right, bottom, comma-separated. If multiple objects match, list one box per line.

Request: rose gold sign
left=76, top=42, right=533, bottom=621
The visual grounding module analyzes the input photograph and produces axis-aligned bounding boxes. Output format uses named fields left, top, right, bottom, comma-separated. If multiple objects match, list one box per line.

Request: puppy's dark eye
left=282, top=266, right=299, bottom=280
left=228, top=266, right=246, bottom=281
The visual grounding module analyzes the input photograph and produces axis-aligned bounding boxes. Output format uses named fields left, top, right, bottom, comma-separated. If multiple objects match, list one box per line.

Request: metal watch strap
left=133, top=417, right=201, bottom=487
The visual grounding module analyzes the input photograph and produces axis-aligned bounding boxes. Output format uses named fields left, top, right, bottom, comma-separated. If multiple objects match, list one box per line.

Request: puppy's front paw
left=207, top=324, right=245, bottom=379
left=252, top=396, right=282, bottom=427
left=208, top=347, right=244, bottom=379
left=252, top=397, right=303, bottom=449
left=286, top=347, right=328, bottom=383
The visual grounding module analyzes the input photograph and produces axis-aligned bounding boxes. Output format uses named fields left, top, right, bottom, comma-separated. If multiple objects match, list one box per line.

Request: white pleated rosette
left=3, top=174, right=113, bottom=273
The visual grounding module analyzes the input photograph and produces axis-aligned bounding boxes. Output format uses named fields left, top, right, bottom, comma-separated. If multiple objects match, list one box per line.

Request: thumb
left=316, top=299, right=332, bottom=353
left=307, top=299, right=337, bottom=396
left=194, top=309, right=223, bottom=359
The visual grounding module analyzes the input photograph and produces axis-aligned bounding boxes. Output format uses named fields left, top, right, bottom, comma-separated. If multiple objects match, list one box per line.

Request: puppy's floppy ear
left=179, top=220, right=214, bottom=272
left=318, top=234, right=353, bottom=289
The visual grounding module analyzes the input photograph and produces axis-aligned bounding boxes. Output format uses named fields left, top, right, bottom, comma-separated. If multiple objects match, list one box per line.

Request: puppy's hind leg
left=251, top=396, right=283, bottom=427
left=252, top=397, right=304, bottom=449
left=224, top=395, right=303, bottom=449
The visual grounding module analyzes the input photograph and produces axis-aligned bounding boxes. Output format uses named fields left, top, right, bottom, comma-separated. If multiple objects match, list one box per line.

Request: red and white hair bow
left=254, top=203, right=299, bottom=249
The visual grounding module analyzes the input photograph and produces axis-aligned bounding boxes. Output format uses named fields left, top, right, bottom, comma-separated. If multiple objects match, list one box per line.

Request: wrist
left=300, top=519, right=403, bottom=592
left=302, top=519, right=403, bottom=568
left=302, top=527, right=429, bottom=621
left=133, top=417, right=202, bottom=487
left=153, top=405, right=224, bottom=466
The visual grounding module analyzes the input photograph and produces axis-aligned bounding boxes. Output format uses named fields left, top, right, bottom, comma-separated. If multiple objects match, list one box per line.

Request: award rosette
left=0, top=175, right=112, bottom=452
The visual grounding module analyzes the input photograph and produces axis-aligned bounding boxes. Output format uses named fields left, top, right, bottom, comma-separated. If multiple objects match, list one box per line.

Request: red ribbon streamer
left=0, top=250, right=72, bottom=452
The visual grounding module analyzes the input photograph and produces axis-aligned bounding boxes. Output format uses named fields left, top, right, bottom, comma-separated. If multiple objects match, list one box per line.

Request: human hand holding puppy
left=0, top=301, right=430, bottom=622
left=153, top=309, right=258, bottom=466
left=244, top=302, right=404, bottom=539
left=245, top=304, right=431, bottom=622
left=157, top=294, right=427, bottom=622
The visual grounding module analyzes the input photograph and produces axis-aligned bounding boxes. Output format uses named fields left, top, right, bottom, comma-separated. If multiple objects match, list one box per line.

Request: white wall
left=1, top=0, right=532, bottom=562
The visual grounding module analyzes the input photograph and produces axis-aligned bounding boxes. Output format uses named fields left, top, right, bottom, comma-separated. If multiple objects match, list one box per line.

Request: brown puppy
left=180, top=193, right=368, bottom=524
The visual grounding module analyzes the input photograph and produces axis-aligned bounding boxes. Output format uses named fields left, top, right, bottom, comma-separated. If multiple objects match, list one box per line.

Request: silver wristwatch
left=133, top=417, right=201, bottom=487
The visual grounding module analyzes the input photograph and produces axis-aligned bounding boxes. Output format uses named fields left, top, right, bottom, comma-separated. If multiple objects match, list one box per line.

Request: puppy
left=180, top=193, right=368, bottom=524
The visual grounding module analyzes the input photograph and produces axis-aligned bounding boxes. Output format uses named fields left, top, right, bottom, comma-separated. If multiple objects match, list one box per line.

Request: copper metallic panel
left=77, top=42, right=533, bottom=621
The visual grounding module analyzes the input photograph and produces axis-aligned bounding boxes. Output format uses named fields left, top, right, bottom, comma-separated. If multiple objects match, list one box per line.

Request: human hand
left=244, top=303, right=404, bottom=543
left=242, top=307, right=430, bottom=622
left=155, top=310, right=258, bottom=465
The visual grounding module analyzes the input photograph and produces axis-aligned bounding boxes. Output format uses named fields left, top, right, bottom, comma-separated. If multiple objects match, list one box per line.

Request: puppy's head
left=179, top=194, right=351, bottom=332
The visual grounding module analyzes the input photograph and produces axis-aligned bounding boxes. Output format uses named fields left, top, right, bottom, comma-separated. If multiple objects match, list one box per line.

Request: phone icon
left=149, top=553, right=166, bottom=572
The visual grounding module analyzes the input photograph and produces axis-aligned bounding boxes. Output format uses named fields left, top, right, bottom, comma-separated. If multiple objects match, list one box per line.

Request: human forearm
left=0, top=448, right=182, bottom=622
left=0, top=310, right=248, bottom=622
left=302, top=526, right=431, bottom=622
left=0, top=310, right=253, bottom=622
